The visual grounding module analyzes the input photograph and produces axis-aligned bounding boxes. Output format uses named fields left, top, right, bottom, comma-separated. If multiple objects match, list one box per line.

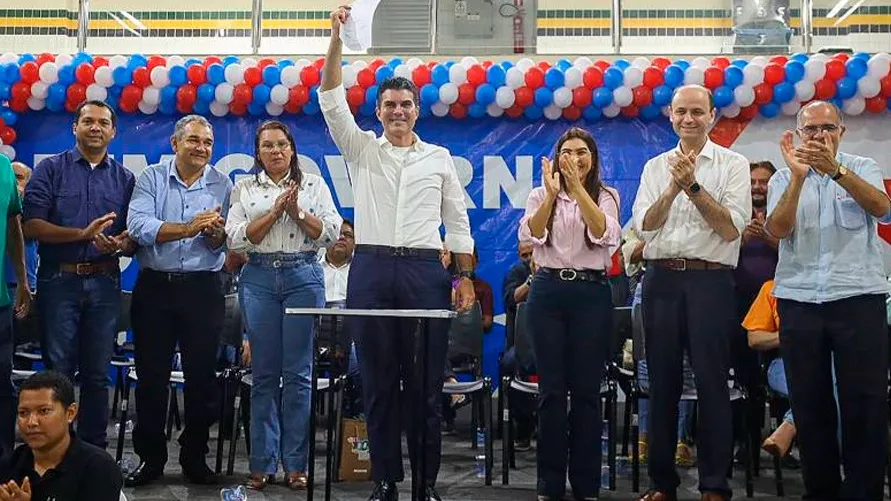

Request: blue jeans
left=241, top=253, right=324, bottom=474
left=767, top=357, right=839, bottom=430
left=36, top=266, right=119, bottom=448
left=637, top=358, right=695, bottom=441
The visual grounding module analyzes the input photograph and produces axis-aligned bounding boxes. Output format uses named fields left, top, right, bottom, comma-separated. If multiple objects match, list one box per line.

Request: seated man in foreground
left=0, top=371, right=123, bottom=500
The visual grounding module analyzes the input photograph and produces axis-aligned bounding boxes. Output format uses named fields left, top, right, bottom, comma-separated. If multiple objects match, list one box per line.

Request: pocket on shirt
left=55, top=191, right=82, bottom=224
left=835, top=197, right=866, bottom=230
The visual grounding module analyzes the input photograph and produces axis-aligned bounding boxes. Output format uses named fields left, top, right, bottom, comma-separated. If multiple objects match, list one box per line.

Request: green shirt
left=0, top=156, right=22, bottom=308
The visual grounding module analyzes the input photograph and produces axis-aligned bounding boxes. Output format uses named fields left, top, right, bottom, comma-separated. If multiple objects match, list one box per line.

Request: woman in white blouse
left=226, top=120, right=342, bottom=490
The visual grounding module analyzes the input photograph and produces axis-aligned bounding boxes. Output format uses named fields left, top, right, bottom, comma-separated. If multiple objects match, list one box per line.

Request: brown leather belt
left=58, top=260, right=119, bottom=276
left=650, top=258, right=731, bottom=271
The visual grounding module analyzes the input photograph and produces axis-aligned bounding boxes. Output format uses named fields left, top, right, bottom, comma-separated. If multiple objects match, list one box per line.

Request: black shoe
left=180, top=460, right=218, bottom=485
left=425, top=485, right=442, bottom=501
left=368, top=481, right=398, bottom=501
left=124, top=461, right=164, bottom=487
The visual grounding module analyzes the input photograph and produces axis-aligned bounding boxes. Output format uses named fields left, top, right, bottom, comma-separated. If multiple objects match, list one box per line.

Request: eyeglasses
left=798, top=124, right=840, bottom=136
left=259, top=141, right=292, bottom=152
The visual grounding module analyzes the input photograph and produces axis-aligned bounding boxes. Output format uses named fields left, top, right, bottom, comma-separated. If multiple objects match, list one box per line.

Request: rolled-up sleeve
left=441, top=153, right=474, bottom=254
left=22, top=158, right=54, bottom=222
left=225, top=180, right=254, bottom=253
left=721, top=155, right=753, bottom=237
left=319, top=84, right=377, bottom=165
left=855, top=158, right=891, bottom=223
left=766, top=169, right=790, bottom=218
left=126, top=169, right=164, bottom=246
left=312, top=180, right=343, bottom=246
left=518, top=187, right=548, bottom=246
left=631, top=158, right=662, bottom=242
left=587, top=188, right=621, bottom=249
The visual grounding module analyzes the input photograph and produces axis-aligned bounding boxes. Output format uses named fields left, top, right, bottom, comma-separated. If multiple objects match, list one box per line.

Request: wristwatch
left=688, top=182, right=701, bottom=194
left=297, top=210, right=306, bottom=220
left=831, top=164, right=847, bottom=181
left=457, top=270, right=472, bottom=280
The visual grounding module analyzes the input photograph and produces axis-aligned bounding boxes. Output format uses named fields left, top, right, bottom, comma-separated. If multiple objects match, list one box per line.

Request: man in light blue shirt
left=766, top=100, right=891, bottom=501
left=124, top=115, right=232, bottom=487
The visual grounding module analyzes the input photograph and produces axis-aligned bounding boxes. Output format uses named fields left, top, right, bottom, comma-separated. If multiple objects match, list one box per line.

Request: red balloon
left=572, top=87, right=592, bottom=108
left=711, top=57, right=731, bottom=69
left=632, top=86, right=653, bottom=107
left=562, top=105, right=582, bottom=122
left=177, top=84, right=197, bottom=105
left=36, top=53, right=55, bottom=66
left=525, top=67, right=545, bottom=89
left=505, top=104, right=524, bottom=119
left=346, top=86, right=365, bottom=107
left=814, top=78, right=837, bottom=100
left=244, top=67, right=262, bottom=86
left=703, top=66, right=724, bottom=89
left=763, top=63, right=785, bottom=85
left=147, top=56, right=166, bottom=71
left=449, top=103, right=467, bottom=119
left=66, top=83, right=87, bottom=105
left=537, top=61, right=551, bottom=71
left=204, top=56, right=222, bottom=67
left=229, top=102, right=247, bottom=116
left=0, top=118, right=4, bottom=129
left=427, top=61, right=438, bottom=69
left=411, top=65, right=431, bottom=87
left=19, top=62, right=39, bottom=84
left=583, top=66, right=604, bottom=89
left=313, top=58, right=326, bottom=70
left=64, top=100, right=79, bottom=113
left=651, top=57, right=672, bottom=70
left=594, top=60, right=611, bottom=72
left=865, top=95, right=886, bottom=113
left=11, top=82, right=30, bottom=102
left=482, top=61, right=493, bottom=69
left=187, top=64, right=207, bottom=85
left=881, top=75, right=891, bottom=97
left=620, top=105, right=639, bottom=118
left=753, top=83, right=773, bottom=104
left=369, top=59, right=385, bottom=70
left=642, top=66, right=664, bottom=88
left=290, top=85, right=310, bottom=106
left=0, top=127, right=17, bottom=145
left=9, top=99, right=27, bottom=113
left=176, top=101, right=193, bottom=114
left=300, top=66, right=321, bottom=87
left=467, top=65, right=486, bottom=86
left=357, top=68, right=376, bottom=88
left=825, top=60, right=846, bottom=81
left=91, top=56, right=109, bottom=68
left=284, top=102, right=302, bottom=114
left=739, top=104, right=759, bottom=120
left=769, top=55, right=789, bottom=65
left=457, top=83, right=476, bottom=105
left=118, top=99, right=138, bottom=114
left=832, top=53, right=850, bottom=62
left=75, top=63, right=95, bottom=85
left=233, top=84, right=253, bottom=105
left=121, top=85, right=142, bottom=105
left=514, top=87, right=534, bottom=107
left=258, top=58, right=276, bottom=69
left=132, top=67, right=151, bottom=88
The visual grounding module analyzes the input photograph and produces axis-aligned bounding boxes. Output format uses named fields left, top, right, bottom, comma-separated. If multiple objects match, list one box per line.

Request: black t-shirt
left=0, top=436, right=123, bottom=501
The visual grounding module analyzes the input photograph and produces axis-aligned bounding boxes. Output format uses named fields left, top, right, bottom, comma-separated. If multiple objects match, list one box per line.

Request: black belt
left=142, top=269, right=219, bottom=282
left=539, top=267, right=606, bottom=282
left=355, top=244, right=441, bottom=260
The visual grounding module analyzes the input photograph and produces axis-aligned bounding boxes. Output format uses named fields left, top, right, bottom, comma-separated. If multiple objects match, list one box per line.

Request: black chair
left=111, top=291, right=134, bottom=419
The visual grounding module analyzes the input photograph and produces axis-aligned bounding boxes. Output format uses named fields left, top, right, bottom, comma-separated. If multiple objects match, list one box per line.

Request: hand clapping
left=668, top=150, right=697, bottom=191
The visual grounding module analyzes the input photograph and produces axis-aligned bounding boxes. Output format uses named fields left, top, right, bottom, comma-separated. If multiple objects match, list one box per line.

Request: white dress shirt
left=632, top=140, right=752, bottom=266
left=318, top=248, right=351, bottom=303
left=318, top=84, right=474, bottom=254
left=226, top=170, right=342, bottom=253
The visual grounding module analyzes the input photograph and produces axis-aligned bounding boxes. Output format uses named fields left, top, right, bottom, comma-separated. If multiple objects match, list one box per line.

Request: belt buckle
left=272, top=259, right=282, bottom=269
left=675, top=259, right=687, bottom=271
left=75, top=263, right=91, bottom=275
left=558, top=269, right=578, bottom=281
left=392, top=247, right=407, bottom=257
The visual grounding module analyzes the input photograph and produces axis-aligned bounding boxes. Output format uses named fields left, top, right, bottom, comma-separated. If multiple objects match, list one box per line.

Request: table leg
left=413, top=318, right=429, bottom=501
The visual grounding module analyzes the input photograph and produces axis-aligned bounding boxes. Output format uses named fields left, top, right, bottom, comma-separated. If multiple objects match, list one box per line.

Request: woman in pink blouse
left=518, top=127, right=621, bottom=501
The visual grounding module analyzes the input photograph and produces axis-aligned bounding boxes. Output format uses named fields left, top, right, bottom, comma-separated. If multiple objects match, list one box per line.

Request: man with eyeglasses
left=632, top=85, right=751, bottom=501
left=765, top=100, right=891, bottom=500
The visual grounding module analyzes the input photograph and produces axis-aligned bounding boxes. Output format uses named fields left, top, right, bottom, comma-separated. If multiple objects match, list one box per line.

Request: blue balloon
left=17, top=54, right=35, bottom=64
left=160, top=86, right=177, bottom=105
left=845, top=58, right=867, bottom=80
left=713, top=86, right=734, bottom=107
left=2, top=64, right=20, bottom=84
left=303, top=101, right=320, bottom=115
left=731, top=59, right=749, bottom=69
left=374, top=65, right=393, bottom=83
left=58, top=65, right=75, bottom=85
left=544, top=68, right=564, bottom=90
left=112, top=66, right=132, bottom=87
left=310, top=85, right=319, bottom=104
left=222, top=56, right=240, bottom=67
left=197, top=84, right=216, bottom=103
left=836, top=77, right=857, bottom=99
left=158, top=100, right=176, bottom=115
left=360, top=102, right=375, bottom=117
left=652, top=85, right=673, bottom=106
left=486, top=65, right=506, bottom=88
left=759, top=102, right=780, bottom=118
left=420, top=84, right=439, bottom=105
left=523, top=105, right=543, bottom=120
left=262, top=65, right=281, bottom=86
left=724, top=66, right=744, bottom=88
left=475, top=84, right=496, bottom=105
left=207, top=64, right=225, bottom=85
left=773, top=82, right=795, bottom=103
left=365, top=85, right=379, bottom=107
left=854, top=52, right=871, bottom=61
left=0, top=83, right=9, bottom=101
left=108, top=85, right=123, bottom=98
left=674, top=60, right=690, bottom=70
left=641, top=104, right=661, bottom=120
left=278, top=60, right=294, bottom=68
left=185, top=58, right=201, bottom=67
left=248, top=102, right=266, bottom=116
left=1, top=110, right=17, bottom=126
left=500, top=61, right=514, bottom=70
left=75, top=52, right=92, bottom=63
left=663, top=65, right=685, bottom=88
left=468, top=103, right=486, bottom=118
left=388, top=58, right=403, bottom=69
left=593, top=87, right=613, bottom=108
left=556, top=59, right=573, bottom=72
left=127, top=54, right=147, bottom=70
left=445, top=61, right=455, bottom=68
left=829, top=97, right=844, bottom=109
left=168, top=66, right=188, bottom=86
left=48, top=83, right=67, bottom=103
left=614, top=59, right=630, bottom=70
left=784, top=61, right=805, bottom=84
left=193, top=100, right=210, bottom=115
left=582, top=105, right=602, bottom=122
left=534, top=87, right=553, bottom=108
left=790, top=53, right=809, bottom=63
left=603, top=68, right=624, bottom=90
left=252, top=84, right=271, bottom=104
left=431, top=65, right=449, bottom=86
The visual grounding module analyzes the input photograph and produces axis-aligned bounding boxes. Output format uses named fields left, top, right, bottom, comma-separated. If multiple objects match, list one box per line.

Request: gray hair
left=796, top=100, right=844, bottom=128
left=173, top=115, right=213, bottom=142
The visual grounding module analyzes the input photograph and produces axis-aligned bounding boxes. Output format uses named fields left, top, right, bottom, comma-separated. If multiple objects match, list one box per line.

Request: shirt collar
left=70, top=147, right=111, bottom=169
left=257, top=169, right=293, bottom=188
left=672, top=138, right=716, bottom=161
left=377, top=133, right=425, bottom=152
left=17, top=434, right=81, bottom=476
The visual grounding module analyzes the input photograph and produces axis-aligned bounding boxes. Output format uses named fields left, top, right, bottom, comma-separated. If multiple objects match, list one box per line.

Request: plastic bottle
left=220, top=485, right=247, bottom=501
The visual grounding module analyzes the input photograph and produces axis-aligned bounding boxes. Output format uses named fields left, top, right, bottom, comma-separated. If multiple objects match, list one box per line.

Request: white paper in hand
left=339, top=0, right=381, bottom=51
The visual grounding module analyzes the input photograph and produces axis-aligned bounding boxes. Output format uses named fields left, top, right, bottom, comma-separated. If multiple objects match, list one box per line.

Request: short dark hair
left=20, top=371, right=76, bottom=408
left=341, top=218, right=354, bottom=231
left=750, top=161, right=777, bottom=174
left=376, top=77, right=419, bottom=109
left=73, top=100, right=117, bottom=128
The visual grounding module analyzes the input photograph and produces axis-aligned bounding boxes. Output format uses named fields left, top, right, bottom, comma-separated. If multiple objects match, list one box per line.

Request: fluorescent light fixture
left=119, top=11, right=147, bottom=30
left=107, top=11, right=142, bottom=37
left=826, top=0, right=851, bottom=18
left=834, top=0, right=865, bottom=26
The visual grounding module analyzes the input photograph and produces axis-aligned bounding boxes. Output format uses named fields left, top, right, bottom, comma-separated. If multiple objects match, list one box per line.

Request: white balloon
left=108, top=55, right=127, bottom=68
left=166, top=55, right=185, bottom=68
left=0, top=145, right=15, bottom=161
left=857, top=76, right=881, bottom=98
left=241, top=58, right=257, bottom=68
left=270, top=84, right=289, bottom=105
left=544, top=104, right=562, bottom=120
left=281, top=66, right=301, bottom=88
left=149, top=66, right=170, bottom=87
left=142, top=86, right=161, bottom=106
left=742, top=64, right=764, bottom=86
left=623, top=66, right=643, bottom=88
left=138, top=101, right=158, bottom=114
left=55, top=54, right=72, bottom=66
left=506, top=67, right=525, bottom=90
left=27, top=97, right=45, bottom=111
left=439, top=83, right=459, bottom=105
left=516, top=58, right=535, bottom=72
left=781, top=101, right=801, bottom=116
left=684, top=67, right=705, bottom=86
left=85, top=84, right=107, bottom=102
left=632, top=57, right=651, bottom=69
left=613, top=86, right=633, bottom=107
left=804, top=60, right=826, bottom=82
left=448, top=63, right=467, bottom=84
left=749, top=56, right=768, bottom=67
left=351, top=60, right=368, bottom=70
left=460, top=56, right=479, bottom=67
left=564, top=67, right=583, bottom=89
left=486, top=103, right=505, bottom=117
left=842, top=96, right=865, bottom=115
left=691, top=57, right=710, bottom=70
left=552, top=87, right=573, bottom=108
left=810, top=53, right=829, bottom=62
left=661, top=105, right=671, bottom=117
left=734, top=85, right=755, bottom=107
left=867, top=57, right=891, bottom=79
left=794, top=80, right=815, bottom=101
left=214, top=83, right=234, bottom=104
left=30, top=82, right=48, bottom=99
left=224, top=63, right=245, bottom=85
left=431, top=102, right=449, bottom=117
left=602, top=103, right=621, bottom=118
left=0, top=52, right=16, bottom=64
left=722, top=103, right=741, bottom=118
left=93, top=66, right=113, bottom=87
left=341, top=66, right=358, bottom=88
left=495, top=86, right=515, bottom=109
left=265, top=102, right=284, bottom=116
left=38, top=62, right=59, bottom=84
left=209, top=101, right=229, bottom=117
left=573, top=57, right=593, bottom=69
left=407, top=58, right=424, bottom=70
left=394, top=64, right=411, bottom=80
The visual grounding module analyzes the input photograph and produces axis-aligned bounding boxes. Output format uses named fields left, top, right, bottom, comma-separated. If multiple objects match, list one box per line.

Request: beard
left=752, top=195, right=766, bottom=208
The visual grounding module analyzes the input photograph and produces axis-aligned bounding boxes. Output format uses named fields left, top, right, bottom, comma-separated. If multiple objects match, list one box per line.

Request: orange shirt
left=741, top=279, right=780, bottom=332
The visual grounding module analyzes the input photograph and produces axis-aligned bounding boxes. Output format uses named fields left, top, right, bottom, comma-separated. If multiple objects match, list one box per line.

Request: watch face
left=690, top=182, right=701, bottom=193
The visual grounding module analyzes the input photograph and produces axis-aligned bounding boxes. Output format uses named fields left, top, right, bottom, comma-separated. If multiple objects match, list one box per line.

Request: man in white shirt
left=320, top=7, right=475, bottom=501
left=631, top=85, right=751, bottom=501
left=318, top=219, right=356, bottom=376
